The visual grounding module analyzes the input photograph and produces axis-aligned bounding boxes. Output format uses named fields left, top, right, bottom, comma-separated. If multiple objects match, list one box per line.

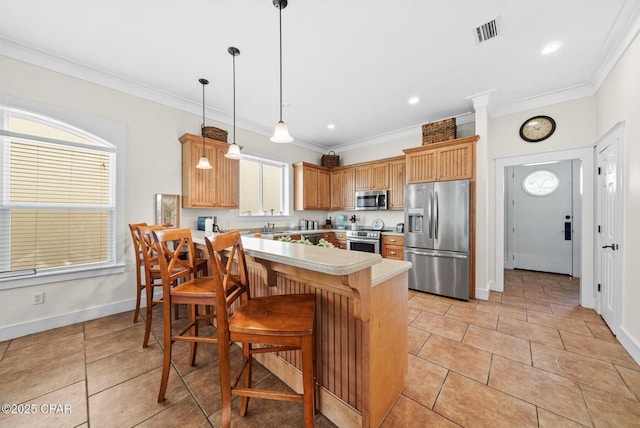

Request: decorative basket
left=201, top=126, right=228, bottom=142
left=422, top=117, right=456, bottom=144
left=321, top=151, right=340, bottom=168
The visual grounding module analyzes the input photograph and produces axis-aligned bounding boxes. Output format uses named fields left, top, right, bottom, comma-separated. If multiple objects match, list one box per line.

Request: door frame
left=595, top=121, right=625, bottom=335
left=495, top=146, right=595, bottom=308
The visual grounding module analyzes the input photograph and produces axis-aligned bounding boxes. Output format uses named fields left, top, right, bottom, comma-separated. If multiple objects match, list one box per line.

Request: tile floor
left=1, top=269, right=639, bottom=427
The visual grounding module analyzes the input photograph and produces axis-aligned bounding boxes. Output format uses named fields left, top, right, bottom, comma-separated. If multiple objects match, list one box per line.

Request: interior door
left=512, top=160, right=573, bottom=274
left=597, top=133, right=621, bottom=334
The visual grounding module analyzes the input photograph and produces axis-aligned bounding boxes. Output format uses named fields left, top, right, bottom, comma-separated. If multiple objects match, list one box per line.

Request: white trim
left=617, top=326, right=640, bottom=366
left=475, top=282, right=492, bottom=301
left=495, top=146, right=595, bottom=308
left=0, top=292, right=156, bottom=341
left=0, top=264, right=125, bottom=291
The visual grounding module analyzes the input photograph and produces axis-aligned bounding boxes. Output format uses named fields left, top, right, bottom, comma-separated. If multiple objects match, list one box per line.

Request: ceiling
left=2, top=0, right=640, bottom=152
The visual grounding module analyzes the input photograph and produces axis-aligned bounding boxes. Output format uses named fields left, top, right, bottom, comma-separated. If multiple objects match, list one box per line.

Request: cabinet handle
left=390, top=251, right=396, bottom=255
left=390, top=239, right=396, bottom=242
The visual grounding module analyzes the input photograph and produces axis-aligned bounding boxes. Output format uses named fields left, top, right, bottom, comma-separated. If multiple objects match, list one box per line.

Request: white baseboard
left=475, top=280, right=494, bottom=301
left=0, top=291, right=163, bottom=341
left=617, top=326, right=640, bottom=366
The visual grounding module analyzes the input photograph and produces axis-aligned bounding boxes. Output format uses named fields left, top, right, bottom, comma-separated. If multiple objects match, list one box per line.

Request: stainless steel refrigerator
left=404, top=180, right=470, bottom=300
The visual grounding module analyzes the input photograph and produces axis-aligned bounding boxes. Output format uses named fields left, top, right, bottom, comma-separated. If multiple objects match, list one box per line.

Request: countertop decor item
left=156, top=194, right=180, bottom=227
left=196, top=78, right=213, bottom=169
left=372, top=219, right=384, bottom=230
left=270, top=0, right=293, bottom=143
left=225, top=46, right=242, bottom=159
left=519, top=115, right=556, bottom=142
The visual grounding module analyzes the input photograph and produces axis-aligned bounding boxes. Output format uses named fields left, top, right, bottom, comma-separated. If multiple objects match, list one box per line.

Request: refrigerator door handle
left=435, top=191, right=439, bottom=240
left=404, top=248, right=468, bottom=259
left=428, top=192, right=433, bottom=238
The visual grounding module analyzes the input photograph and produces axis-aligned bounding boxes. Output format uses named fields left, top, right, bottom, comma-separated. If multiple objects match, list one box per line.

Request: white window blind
left=0, top=109, right=116, bottom=277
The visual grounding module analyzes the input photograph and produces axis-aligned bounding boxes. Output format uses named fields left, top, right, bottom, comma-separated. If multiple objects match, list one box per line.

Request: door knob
left=602, top=244, right=616, bottom=250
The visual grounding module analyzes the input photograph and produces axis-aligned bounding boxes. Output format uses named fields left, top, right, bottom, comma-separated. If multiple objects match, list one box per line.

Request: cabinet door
left=215, top=145, right=239, bottom=207
left=342, top=169, right=356, bottom=210
left=183, top=142, right=216, bottom=207
left=317, top=169, right=331, bottom=210
left=382, top=245, right=404, bottom=260
left=371, top=162, right=389, bottom=189
left=406, top=150, right=437, bottom=184
left=330, top=170, right=343, bottom=210
left=303, top=166, right=319, bottom=209
left=388, top=160, right=405, bottom=209
left=354, top=165, right=372, bottom=190
left=436, top=142, right=474, bottom=181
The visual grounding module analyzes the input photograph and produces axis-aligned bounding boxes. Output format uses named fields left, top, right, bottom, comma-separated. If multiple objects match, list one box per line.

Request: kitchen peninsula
left=192, top=230, right=411, bottom=428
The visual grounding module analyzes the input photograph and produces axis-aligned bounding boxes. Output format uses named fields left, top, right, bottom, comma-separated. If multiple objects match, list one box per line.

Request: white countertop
left=191, top=229, right=386, bottom=276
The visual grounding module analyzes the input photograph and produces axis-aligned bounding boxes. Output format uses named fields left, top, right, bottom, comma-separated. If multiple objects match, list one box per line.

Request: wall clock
left=519, top=115, right=556, bottom=143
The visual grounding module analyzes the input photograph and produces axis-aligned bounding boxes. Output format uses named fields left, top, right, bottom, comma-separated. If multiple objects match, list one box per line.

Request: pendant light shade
left=270, top=0, right=292, bottom=143
left=196, top=78, right=213, bottom=169
left=225, top=46, right=243, bottom=160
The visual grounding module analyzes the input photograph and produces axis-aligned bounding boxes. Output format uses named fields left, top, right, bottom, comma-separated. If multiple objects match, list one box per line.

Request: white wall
left=595, top=31, right=640, bottom=358
left=0, top=57, right=324, bottom=339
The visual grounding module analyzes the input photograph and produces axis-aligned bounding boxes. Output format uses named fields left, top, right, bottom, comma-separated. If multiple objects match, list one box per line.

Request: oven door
left=347, top=238, right=380, bottom=254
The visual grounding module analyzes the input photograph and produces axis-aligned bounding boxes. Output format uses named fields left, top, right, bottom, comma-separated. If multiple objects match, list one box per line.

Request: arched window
left=0, top=107, right=117, bottom=280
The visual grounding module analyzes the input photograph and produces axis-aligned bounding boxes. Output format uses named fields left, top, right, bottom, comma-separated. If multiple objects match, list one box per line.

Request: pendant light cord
left=233, top=53, right=236, bottom=144
left=278, top=3, right=283, bottom=122
left=201, top=80, right=206, bottom=155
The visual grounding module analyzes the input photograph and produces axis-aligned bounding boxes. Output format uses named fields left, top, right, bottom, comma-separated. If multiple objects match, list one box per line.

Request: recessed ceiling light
left=327, top=124, right=335, bottom=129
left=408, top=96, right=421, bottom=104
left=541, top=41, right=563, bottom=55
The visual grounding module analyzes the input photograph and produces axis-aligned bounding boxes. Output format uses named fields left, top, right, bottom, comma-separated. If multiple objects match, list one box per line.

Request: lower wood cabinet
left=382, top=235, right=404, bottom=260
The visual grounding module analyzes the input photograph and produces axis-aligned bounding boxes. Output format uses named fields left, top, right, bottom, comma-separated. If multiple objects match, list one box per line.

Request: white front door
left=596, top=125, right=623, bottom=335
left=511, top=160, right=573, bottom=274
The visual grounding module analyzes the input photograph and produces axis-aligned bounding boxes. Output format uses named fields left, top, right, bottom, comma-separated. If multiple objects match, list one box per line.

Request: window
left=522, top=170, right=559, bottom=196
left=239, top=155, right=289, bottom=216
left=0, top=107, right=117, bottom=282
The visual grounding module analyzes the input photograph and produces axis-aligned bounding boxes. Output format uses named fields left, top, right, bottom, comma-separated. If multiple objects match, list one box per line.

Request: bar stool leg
left=239, top=342, right=252, bottom=416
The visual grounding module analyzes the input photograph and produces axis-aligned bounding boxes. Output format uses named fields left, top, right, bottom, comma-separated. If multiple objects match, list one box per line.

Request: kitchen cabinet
left=388, top=157, right=406, bottom=210
left=334, top=230, right=348, bottom=249
left=180, top=133, right=239, bottom=208
left=342, top=168, right=356, bottom=210
left=382, top=235, right=404, bottom=260
left=403, top=135, right=478, bottom=184
left=355, top=162, right=389, bottom=190
left=293, top=162, right=330, bottom=210
left=330, top=169, right=343, bottom=210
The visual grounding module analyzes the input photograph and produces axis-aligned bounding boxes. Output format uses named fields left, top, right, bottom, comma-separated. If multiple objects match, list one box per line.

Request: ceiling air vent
left=475, top=18, right=499, bottom=44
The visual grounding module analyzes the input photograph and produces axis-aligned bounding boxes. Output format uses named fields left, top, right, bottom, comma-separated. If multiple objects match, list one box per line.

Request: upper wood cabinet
left=180, top=133, right=239, bottom=208
left=293, top=162, right=330, bottom=210
left=330, top=169, right=343, bottom=210
left=355, top=162, right=389, bottom=190
left=330, top=168, right=356, bottom=210
left=403, top=135, right=478, bottom=184
left=388, top=157, right=406, bottom=210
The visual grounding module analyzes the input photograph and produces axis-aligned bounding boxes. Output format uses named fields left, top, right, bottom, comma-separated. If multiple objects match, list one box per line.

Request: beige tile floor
left=1, top=269, right=639, bottom=427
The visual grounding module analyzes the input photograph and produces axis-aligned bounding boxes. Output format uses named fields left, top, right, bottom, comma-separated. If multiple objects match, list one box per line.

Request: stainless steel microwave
left=355, top=190, right=388, bottom=210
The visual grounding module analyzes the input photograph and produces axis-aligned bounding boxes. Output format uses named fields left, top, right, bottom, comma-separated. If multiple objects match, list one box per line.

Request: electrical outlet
left=32, top=291, right=45, bottom=305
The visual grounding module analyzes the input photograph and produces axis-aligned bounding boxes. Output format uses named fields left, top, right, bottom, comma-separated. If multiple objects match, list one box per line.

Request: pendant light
left=196, top=78, right=213, bottom=169
left=270, top=0, right=293, bottom=143
left=225, top=47, right=242, bottom=160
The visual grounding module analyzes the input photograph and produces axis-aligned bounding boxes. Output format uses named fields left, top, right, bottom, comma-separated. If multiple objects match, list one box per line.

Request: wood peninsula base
left=193, top=232, right=411, bottom=427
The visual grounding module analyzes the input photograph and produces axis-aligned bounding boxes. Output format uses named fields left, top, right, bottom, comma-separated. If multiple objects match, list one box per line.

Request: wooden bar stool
left=128, top=222, right=148, bottom=323
left=137, top=224, right=167, bottom=347
left=152, top=228, right=221, bottom=402
left=205, top=231, right=316, bottom=428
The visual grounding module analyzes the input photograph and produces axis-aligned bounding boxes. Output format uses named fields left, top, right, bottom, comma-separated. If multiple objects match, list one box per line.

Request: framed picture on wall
left=156, top=194, right=180, bottom=228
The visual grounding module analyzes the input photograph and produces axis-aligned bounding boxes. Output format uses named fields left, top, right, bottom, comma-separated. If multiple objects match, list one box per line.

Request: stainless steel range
left=346, top=229, right=381, bottom=254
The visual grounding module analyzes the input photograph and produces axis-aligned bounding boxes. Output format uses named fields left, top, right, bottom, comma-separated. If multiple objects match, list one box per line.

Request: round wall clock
left=519, top=115, right=556, bottom=142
